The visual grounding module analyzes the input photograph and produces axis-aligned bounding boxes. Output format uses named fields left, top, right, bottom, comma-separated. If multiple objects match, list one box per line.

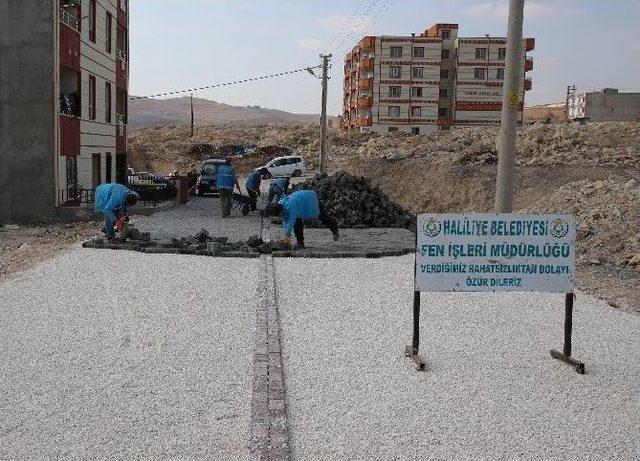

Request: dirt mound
left=291, top=172, right=415, bottom=229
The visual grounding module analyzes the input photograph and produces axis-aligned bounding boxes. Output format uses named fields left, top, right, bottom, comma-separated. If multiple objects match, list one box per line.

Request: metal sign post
left=550, top=293, right=585, bottom=374
left=405, top=227, right=426, bottom=370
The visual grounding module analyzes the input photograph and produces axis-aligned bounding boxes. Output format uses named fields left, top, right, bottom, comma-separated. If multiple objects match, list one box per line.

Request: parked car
left=196, top=158, right=227, bottom=196
left=127, top=171, right=174, bottom=201
left=260, top=155, right=305, bottom=178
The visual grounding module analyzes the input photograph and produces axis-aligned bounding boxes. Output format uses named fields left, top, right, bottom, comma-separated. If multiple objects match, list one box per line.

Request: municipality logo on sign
left=550, top=218, right=570, bottom=238
left=422, top=217, right=441, bottom=237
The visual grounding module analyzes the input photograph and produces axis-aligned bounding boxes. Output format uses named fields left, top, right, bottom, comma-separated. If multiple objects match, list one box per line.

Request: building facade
left=342, top=23, right=534, bottom=134
left=0, top=0, right=129, bottom=222
left=568, top=88, right=640, bottom=122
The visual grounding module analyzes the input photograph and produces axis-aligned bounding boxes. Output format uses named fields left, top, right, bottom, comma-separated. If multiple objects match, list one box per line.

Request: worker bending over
left=267, top=177, right=290, bottom=206
left=245, top=167, right=269, bottom=211
left=275, top=189, right=339, bottom=249
left=94, top=183, right=139, bottom=239
left=216, top=158, right=241, bottom=218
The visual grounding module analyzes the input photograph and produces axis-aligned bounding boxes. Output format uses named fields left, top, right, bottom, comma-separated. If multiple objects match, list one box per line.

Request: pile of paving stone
left=290, top=172, right=416, bottom=229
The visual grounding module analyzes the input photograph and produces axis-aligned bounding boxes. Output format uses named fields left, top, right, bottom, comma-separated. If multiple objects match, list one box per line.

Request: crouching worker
left=94, top=183, right=139, bottom=240
left=275, top=189, right=339, bottom=249
left=245, top=167, right=269, bottom=211
left=267, top=177, right=290, bottom=207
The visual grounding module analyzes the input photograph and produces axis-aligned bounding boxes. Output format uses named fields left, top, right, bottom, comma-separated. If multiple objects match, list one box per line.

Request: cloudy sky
left=130, top=0, right=640, bottom=115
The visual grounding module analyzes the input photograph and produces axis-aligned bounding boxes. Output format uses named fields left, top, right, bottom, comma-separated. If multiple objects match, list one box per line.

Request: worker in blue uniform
left=216, top=158, right=241, bottom=217
left=245, top=167, right=269, bottom=211
left=267, top=177, right=290, bottom=207
left=276, top=189, right=339, bottom=249
left=94, top=183, right=139, bottom=239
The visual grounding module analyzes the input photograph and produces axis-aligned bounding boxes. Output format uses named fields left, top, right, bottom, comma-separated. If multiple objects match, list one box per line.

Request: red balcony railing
left=116, top=50, right=127, bottom=90
left=524, top=78, right=532, bottom=91
left=357, top=96, right=373, bottom=107
left=355, top=117, right=372, bottom=127
left=358, top=78, right=373, bottom=88
left=117, top=0, right=128, bottom=27
left=525, top=58, right=533, bottom=72
left=359, top=36, right=375, bottom=49
left=360, top=58, right=374, bottom=68
left=525, top=37, right=535, bottom=51
left=59, top=114, right=80, bottom=156
left=59, top=20, right=80, bottom=71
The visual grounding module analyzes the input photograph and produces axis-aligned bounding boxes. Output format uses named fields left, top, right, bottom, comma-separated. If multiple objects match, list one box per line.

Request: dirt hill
left=129, top=97, right=324, bottom=130
left=524, top=102, right=566, bottom=122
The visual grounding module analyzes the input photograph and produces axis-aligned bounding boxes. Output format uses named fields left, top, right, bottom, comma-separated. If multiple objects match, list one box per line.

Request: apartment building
left=0, top=0, right=129, bottom=222
left=568, top=88, right=640, bottom=122
left=342, top=23, right=534, bottom=134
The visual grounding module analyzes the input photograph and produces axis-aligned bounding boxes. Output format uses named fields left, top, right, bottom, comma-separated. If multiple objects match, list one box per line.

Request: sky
left=130, top=0, right=640, bottom=115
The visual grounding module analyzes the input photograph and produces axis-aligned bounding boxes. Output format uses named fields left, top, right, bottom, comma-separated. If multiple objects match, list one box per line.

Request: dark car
left=196, top=158, right=227, bottom=196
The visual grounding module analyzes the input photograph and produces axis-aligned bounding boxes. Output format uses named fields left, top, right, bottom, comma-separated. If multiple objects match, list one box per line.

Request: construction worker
left=267, top=177, right=290, bottom=206
left=245, top=167, right=269, bottom=211
left=216, top=158, right=241, bottom=218
left=275, top=189, right=339, bottom=249
left=94, top=183, right=139, bottom=240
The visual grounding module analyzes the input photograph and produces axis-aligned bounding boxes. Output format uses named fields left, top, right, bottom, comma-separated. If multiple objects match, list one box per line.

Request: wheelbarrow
left=232, top=192, right=257, bottom=216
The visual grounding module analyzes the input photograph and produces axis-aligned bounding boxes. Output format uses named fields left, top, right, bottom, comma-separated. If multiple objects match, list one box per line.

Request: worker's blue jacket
left=279, top=189, right=320, bottom=237
left=94, top=183, right=136, bottom=222
left=246, top=169, right=262, bottom=192
left=271, top=177, right=289, bottom=192
left=216, top=164, right=236, bottom=190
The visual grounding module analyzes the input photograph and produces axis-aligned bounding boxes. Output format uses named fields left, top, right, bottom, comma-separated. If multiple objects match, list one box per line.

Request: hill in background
left=129, top=96, right=325, bottom=130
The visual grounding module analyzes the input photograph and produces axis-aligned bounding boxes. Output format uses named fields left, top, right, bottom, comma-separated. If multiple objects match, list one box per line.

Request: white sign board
left=415, top=213, right=575, bottom=293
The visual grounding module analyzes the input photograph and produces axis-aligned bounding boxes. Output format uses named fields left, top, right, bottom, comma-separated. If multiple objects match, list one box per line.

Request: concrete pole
left=495, top=0, right=524, bottom=213
left=319, top=54, right=331, bottom=174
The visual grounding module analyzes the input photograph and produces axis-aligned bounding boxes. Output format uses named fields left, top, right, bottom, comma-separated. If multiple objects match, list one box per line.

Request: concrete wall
left=0, top=0, right=56, bottom=223
left=585, top=91, right=640, bottom=121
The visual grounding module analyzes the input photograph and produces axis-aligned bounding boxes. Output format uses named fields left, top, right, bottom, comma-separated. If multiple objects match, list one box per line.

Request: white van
left=261, top=155, right=305, bottom=178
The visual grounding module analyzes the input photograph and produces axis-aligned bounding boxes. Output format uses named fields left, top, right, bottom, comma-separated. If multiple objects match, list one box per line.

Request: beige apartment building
left=0, top=0, right=129, bottom=222
left=342, top=23, right=534, bottom=134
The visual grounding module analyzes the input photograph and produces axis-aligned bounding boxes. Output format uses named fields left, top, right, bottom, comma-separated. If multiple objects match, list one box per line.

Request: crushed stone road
left=0, top=249, right=257, bottom=460
left=276, top=256, right=640, bottom=460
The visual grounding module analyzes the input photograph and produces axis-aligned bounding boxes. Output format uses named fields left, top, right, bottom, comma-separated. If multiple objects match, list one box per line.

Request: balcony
left=357, top=96, right=373, bottom=107
left=116, top=49, right=127, bottom=90
left=355, top=117, right=373, bottom=127
left=525, top=37, right=535, bottom=51
left=360, top=58, right=374, bottom=69
left=117, top=0, right=128, bottom=27
left=524, top=78, right=532, bottom=91
left=116, top=114, right=127, bottom=153
left=358, top=78, right=374, bottom=88
left=59, top=8, right=80, bottom=71
left=525, top=58, right=533, bottom=72
left=360, top=36, right=375, bottom=49
left=59, top=6, right=79, bottom=31
left=59, top=114, right=80, bottom=156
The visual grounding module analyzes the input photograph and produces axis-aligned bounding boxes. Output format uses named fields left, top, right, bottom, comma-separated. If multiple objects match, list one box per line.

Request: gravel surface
left=276, top=255, right=640, bottom=459
left=0, top=248, right=257, bottom=460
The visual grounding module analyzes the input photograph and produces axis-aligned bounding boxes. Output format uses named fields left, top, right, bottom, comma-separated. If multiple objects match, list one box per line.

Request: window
left=105, top=82, right=112, bottom=122
left=388, top=86, right=401, bottom=97
left=411, top=127, right=420, bottom=135
left=475, top=47, right=487, bottom=59
left=412, top=67, right=424, bottom=78
left=88, top=75, right=96, bottom=120
left=89, top=0, right=96, bottom=43
left=438, top=108, right=448, bottom=117
left=441, top=49, right=450, bottom=60
left=390, top=46, right=403, bottom=58
left=496, top=68, right=505, bottom=80
left=389, top=66, right=402, bottom=78
left=439, top=88, right=448, bottom=98
left=388, top=106, right=401, bottom=118
left=411, top=87, right=423, bottom=98
left=411, top=106, right=422, bottom=117
left=440, top=69, right=449, bottom=79
left=413, top=47, right=425, bottom=58
left=388, top=127, right=399, bottom=133
left=474, top=68, right=486, bottom=79
left=498, top=47, right=506, bottom=60
left=441, top=30, right=451, bottom=39
left=106, top=12, right=112, bottom=52
left=106, top=153, right=112, bottom=183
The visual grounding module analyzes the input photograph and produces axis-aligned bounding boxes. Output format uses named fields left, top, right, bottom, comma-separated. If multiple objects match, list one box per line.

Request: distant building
left=341, top=23, right=534, bottom=134
left=0, top=0, right=130, bottom=222
left=568, top=88, right=640, bottom=122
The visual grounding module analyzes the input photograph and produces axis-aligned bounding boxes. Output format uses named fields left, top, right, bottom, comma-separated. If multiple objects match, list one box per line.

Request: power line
left=130, top=65, right=323, bottom=100
left=332, top=0, right=396, bottom=56
left=324, top=0, right=369, bottom=52
left=330, top=0, right=385, bottom=54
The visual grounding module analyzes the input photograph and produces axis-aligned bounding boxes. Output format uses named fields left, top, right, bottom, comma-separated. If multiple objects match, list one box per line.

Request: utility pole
left=190, top=93, right=194, bottom=137
left=319, top=54, right=331, bottom=175
left=495, top=0, right=524, bottom=213
left=565, top=84, right=576, bottom=121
